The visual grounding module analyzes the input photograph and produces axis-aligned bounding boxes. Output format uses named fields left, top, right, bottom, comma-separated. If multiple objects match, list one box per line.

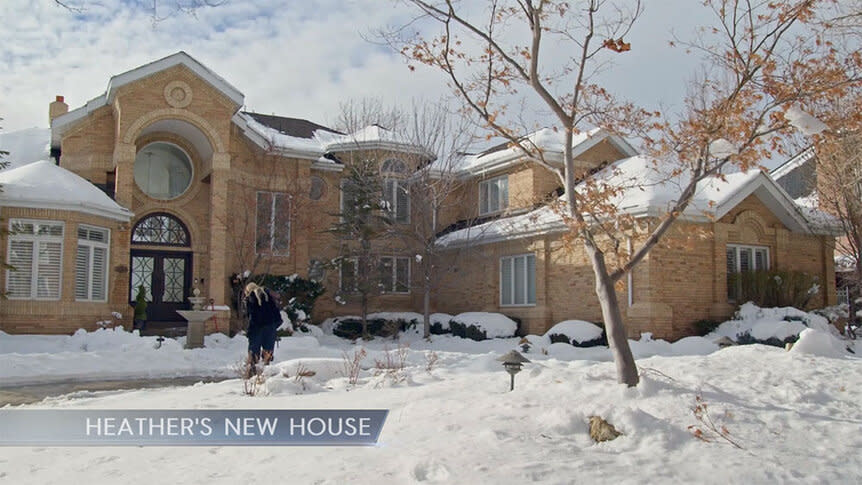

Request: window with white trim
left=5, top=220, right=64, bottom=300
left=340, top=178, right=357, bottom=220
left=479, top=175, right=509, bottom=215
left=339, top=258, right=358, bottom=293
left=75, top=225, right=110, bottom=301
left=256, top=191, right=291, bottom=256
left=726, top=244, right=769, bottom=301
left=500, top=253, right=536, bottom=306
left=383, top=179, right=410, bottom=224
left=379, top=256, right=410, bottom=294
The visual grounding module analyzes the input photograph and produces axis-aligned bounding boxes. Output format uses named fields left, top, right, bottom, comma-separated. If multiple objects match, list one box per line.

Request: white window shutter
left=7, top=241, right=34, bottom=298
left=92, top=246, right=108, bottom=300
left=36, top=241, right=62, bottom=299
left=75, top=245, right=91, bottom=300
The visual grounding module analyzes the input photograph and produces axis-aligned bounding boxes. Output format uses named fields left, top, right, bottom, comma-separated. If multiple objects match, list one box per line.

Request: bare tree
left=389, top=0, right=861, bottom=385
left=818, top=132, right=862, bottom=307
left=53, top=0, right=226, bottom=20
left=219, top=134, right=309, bottom=330
left=399, top=101, right=475, bottom=338
left=333, top=98, right=478, bottom=338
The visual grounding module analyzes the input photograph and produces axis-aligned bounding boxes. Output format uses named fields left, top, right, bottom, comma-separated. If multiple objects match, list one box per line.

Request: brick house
left=0, top=52, right=838, bottom=339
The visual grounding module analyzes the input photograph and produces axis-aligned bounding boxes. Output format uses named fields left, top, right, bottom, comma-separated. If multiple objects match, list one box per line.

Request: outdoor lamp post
left=497, top=350, right=531, bottom=391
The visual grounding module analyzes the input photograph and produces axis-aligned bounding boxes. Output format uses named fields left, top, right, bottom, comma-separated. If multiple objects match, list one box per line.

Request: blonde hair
left=244, top=282, right=269, bottom=306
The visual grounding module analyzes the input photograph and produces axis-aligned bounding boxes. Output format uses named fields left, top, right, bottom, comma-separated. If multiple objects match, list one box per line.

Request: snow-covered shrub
left=260, top=274, right=325, bottom=326
left=789, top=328, right=849, bottom=358
left=544, top=320, right=606, bottom=347
left=327, top=312, right=420, bottom=339
left=692, top=319, right=721, bottom=336
left=429, top=313, right=453, bottom=335
left=707, top=302, right=836, bottom=346
left=449, top=312, right=518, bottom=341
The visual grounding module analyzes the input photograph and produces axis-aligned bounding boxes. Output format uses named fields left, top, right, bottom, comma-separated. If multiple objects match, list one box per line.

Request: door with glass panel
left=128, top=213, right=193, bottom=322
left=129, top=250, right=191, bottom=322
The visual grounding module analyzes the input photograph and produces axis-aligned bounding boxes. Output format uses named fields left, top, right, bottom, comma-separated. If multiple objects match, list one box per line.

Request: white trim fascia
left=0, top=199, right=132, bottom=222
left=323, top=139, right=434, bottom=158
left=770, top=146, right=815, bottom=180
left=311, top=160, right=344, bottom=172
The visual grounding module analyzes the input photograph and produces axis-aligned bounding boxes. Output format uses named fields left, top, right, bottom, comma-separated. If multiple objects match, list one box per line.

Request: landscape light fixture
left=497, top=350, right=530, bottom=391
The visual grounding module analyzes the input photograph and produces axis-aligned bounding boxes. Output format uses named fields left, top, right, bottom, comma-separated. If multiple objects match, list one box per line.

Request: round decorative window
left=309, top=176, right=327, bottom=201
left=134, top=142, right=193, bottom=200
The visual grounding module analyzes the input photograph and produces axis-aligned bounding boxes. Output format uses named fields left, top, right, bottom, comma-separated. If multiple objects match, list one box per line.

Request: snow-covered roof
left=0, top=127, right=51, bottom=170
left=0, top=160, right=132, bottom=221
left=52, top=51, right=245, bottom=147
left=234, top=113, right=433, bottom=166
left=792, top=194, right=842, bottom=235
left=454, top=128, right=637, bottom=176
left=438, top=155, right=829, bottom=248
left=233, top=112, right=330, bottom=161
left=319, top=124, right=434, bottom=157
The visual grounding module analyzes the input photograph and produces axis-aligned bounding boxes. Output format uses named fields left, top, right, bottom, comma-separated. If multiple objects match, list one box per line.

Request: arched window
left=381, top=159, right=407, bottom=175
left=131, top=213, right=190, bottom=246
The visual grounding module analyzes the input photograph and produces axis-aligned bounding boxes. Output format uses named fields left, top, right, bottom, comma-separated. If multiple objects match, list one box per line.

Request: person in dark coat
left=244, top=282, right=282, bottom=369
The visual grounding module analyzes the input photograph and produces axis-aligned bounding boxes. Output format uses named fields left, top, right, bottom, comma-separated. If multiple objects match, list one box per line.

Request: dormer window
left=479, top=175, right=509, bottom=215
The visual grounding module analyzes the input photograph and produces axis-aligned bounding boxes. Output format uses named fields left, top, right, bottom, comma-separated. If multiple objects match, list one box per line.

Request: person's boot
left=245, top=352, right=259, bottom=379
left=262, top=350, right=273, bottom=365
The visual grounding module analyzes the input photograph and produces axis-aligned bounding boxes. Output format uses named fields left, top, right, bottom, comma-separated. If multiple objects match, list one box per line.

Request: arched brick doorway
left=129, top=213, right=193, bottom=322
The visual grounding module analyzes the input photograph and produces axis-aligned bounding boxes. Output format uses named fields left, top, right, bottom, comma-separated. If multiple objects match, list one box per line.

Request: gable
left=711, top=173, right=811, bottom=234
left=52, top=52, right=244, bottom=147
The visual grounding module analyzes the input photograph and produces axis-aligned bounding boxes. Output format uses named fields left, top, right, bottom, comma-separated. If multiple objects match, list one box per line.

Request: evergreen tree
left=0, top=122, right=11, bottom=295
left=328, top=158, right=393, bottom=338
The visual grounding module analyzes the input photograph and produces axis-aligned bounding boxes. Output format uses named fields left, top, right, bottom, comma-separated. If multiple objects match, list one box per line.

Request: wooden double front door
left=130, top=250, right=192, bottom=322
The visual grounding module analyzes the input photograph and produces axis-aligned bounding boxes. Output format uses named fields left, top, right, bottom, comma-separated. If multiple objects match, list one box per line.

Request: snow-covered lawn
left=1, top=309, right=860, bottom=484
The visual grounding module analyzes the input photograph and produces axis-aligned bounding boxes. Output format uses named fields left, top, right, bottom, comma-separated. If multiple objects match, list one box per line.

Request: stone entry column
left=113, top=142, right=137, bottom=208
left=208, top=152, right=231, bottom=308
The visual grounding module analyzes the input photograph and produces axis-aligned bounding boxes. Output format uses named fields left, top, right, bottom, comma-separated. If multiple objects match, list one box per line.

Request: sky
left=0, top=0, right=713, bottom=136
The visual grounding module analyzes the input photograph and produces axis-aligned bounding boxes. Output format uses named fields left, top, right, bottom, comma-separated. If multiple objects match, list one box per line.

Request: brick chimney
left=49, top=95, right=68, bottom=124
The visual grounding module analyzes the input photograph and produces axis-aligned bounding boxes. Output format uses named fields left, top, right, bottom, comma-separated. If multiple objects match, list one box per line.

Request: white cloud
left=1, top=0, right=711, bottom=134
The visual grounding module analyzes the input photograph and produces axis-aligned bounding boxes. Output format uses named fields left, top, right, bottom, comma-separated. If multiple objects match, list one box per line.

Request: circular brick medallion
left=164, top=80, right=193, bottom=109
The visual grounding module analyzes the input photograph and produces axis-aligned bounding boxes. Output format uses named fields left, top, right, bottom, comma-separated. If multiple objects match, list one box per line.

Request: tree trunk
left=423, top=277, right=431, bottom=339
left=360, top=292, right=369, bottom=339
left=586, top=242, right=639, bottom=386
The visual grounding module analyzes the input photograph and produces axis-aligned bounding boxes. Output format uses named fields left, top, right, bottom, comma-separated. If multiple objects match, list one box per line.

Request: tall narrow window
left=379, top=256, right=410, bottom=293
left=339, top=258, right=358, bottom=293
left=726, top=244, right=769, bottom=301
left=383, top=179, right=410, bottom=223
left=479, top=175, right=509, bottom=215
left=6, top=220, right=64, bottom=300
left=75, top=225, right=110, bottom=301
left=381, top=159, right=409, bottom=224
left=500, top=254, right=536, bottom=306
left=256, top=192, right=290, bottom=256
left=340, top=179, right=358, bottom=220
